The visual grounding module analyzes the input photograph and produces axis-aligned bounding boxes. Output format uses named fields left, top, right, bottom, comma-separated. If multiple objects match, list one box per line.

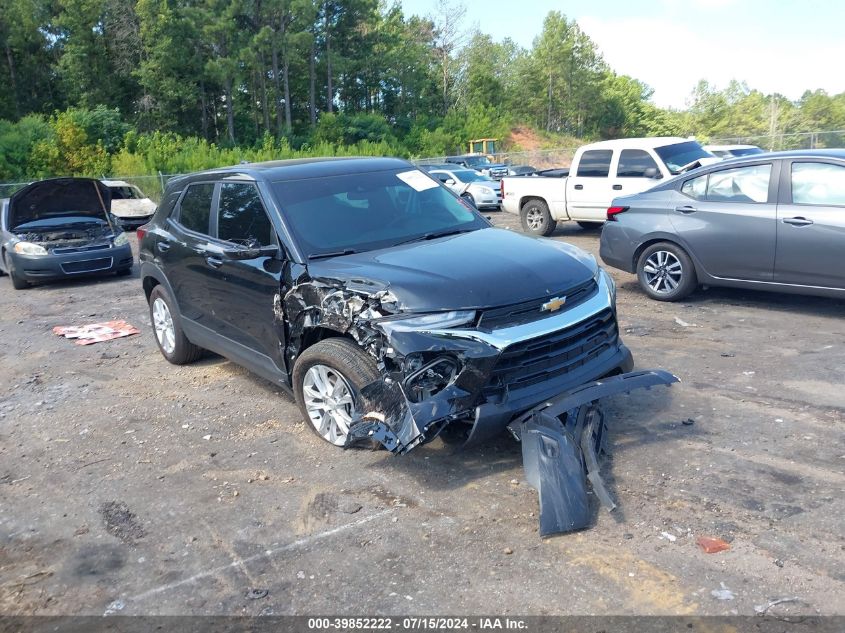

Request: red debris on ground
left=53, top=320, right=140, bottom=345
left=697, top=536, right=731, bottom=554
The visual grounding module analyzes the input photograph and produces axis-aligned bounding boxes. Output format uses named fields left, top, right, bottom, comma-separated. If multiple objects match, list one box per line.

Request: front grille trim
left=483, top=308, right=617, bottom=396
left=477, top=279, right=598, bottom=330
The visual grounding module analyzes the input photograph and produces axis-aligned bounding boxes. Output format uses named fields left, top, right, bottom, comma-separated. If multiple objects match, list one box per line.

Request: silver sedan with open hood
left=0, top=178, right=133, bottom=289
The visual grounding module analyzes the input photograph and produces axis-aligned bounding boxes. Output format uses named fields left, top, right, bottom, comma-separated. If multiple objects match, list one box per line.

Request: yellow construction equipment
left=468, top=138, right=498, bottom=158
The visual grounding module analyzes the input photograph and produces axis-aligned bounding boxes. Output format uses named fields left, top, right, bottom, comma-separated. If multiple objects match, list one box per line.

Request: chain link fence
left=2, top=132, right=841, bottom=198
left=710, top=130, right=845, bottom=151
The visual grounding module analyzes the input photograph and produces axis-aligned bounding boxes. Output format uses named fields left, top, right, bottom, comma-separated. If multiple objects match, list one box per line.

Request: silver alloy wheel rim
left=302, top=364, right=355, bottom=446
left=152, top=297, right=176, bottom=354
left=643, top=250, right=683, bottom=294
left=526, top=207, right=544, bottom=230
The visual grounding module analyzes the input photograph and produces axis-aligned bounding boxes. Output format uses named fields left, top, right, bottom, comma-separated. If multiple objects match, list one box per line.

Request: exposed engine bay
left=16, top=221, right=114, bottom=251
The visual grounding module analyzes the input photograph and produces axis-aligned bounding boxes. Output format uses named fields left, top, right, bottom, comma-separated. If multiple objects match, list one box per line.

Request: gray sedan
left=600, top=149, right=845, bottom=301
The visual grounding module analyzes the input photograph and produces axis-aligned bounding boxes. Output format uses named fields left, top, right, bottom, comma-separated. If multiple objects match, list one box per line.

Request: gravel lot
left=1, top=212, right=844, bottom=617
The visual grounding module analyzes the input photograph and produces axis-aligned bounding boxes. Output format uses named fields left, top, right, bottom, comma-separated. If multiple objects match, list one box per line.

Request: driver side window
left=216, top=183, right=275, bottom=247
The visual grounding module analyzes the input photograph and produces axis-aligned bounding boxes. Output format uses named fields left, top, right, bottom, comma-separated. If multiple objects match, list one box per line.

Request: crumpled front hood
left=307, top=227, right=598, bottom=312
left=9, top=178, right=112, bottom=230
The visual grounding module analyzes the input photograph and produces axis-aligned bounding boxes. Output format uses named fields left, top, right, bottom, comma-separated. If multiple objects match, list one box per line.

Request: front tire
left=5, top=255, right=29, bottom=290
left=520, top=199, right=556, bottom=236
left=148, top=285, right=203, bottom=364
left=636, top=242, right=697, bottom=301
left=293, top=338, right=381, bottom=448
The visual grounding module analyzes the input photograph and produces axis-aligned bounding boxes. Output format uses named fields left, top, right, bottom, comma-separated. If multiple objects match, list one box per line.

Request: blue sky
left=399, top=0, right=845, bottom=109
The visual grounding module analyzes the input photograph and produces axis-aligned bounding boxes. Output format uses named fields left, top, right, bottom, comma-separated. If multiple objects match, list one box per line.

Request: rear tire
left=5, top=255, right=29, bottom=290
left=148, top=285, right=203, bottom=364
left=636, top=242, right=697, bottom=301
left=293, top=338, right=381, bottom=448
left=520, top=199, right=557, bottom=236
left=460, top=192, right=476, bottom=208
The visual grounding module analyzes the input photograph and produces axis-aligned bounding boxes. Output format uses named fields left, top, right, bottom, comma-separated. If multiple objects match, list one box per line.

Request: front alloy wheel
left=302, top=364, right=356, bottom=446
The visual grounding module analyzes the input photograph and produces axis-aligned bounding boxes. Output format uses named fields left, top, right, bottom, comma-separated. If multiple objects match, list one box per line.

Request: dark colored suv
left=139, top=158, right=633, bottom=453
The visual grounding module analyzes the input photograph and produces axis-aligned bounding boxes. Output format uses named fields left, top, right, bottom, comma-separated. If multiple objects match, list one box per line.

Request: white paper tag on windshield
left=396, top=170, right=439, bottom=192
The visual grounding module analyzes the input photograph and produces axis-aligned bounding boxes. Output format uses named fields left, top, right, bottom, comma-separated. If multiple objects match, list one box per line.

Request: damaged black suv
left=139, top=158, right=635, bottom=453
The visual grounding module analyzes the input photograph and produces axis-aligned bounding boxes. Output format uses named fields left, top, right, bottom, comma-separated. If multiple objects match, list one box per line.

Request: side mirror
left=223, top=244, right=280, bottom=260
left=445, top=178, right=456, bottom=185
left=644, top=167, right=662, bottom=179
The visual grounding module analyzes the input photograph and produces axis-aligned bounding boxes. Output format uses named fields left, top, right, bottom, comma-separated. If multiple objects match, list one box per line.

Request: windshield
left=464, top=156, right=491, bottom=168
left=453, top=170, right=492, bottom=183
left=654, top=141, right=713, bottom=173
left=272, top=169, right=487, bottom=258
left=109, top=186, right=143, bottom=200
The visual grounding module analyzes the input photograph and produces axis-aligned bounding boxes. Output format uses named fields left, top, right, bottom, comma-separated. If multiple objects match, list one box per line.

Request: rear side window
left=177, top=183, right=214, bottom=234
left=617, top=150, right=659, bottom=178
left=576, top=150, right=612, bottom=177
left=791, top=162, right=845, bottom=206
left=707, top=164, right=771, bottom=203
left=681, top=174, right=707, bottom=200
left=217, top=183, right=275, bottom=246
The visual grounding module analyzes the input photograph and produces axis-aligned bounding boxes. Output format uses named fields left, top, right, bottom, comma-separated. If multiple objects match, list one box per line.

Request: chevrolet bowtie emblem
left=541, top=296, right=566, bottom=312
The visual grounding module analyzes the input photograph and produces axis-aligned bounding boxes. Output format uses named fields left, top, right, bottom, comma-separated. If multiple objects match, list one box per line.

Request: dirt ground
left=1, top=212, right=844, bottom=617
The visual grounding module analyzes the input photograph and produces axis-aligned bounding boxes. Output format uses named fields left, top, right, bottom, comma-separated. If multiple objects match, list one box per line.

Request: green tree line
left=1, top=1, right=844, bottom=183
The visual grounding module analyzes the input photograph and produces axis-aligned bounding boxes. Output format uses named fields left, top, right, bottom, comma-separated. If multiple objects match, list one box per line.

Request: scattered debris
left=682, top=418, right=695, bottom=426
left=338, top=500, right=363, bottom=514
left=623, top=533, right=633, bottom=540
left=245, top=588, right=269, bottom=600
left=720, top=352, right=735, bottom=358
left=104, top=599, right=125, bottom=615
left=52, top=320, right=140, bottom=345
left=660, top=531, right=677, bottom=542
left=697, top=536, right=731, bottom=554
left=100, top=501, right=146, bottom=544
left=674, top=317, right=697, bottom=328
left=202, top=434, right=212, bottom=441
left=711, top=582, right=735, bottom=601
left=754, top=597, right=801, bottom=615
left=774, top=559, right=784, bottom=568
left=296, top=571, right=305, bottom=579
left=503, top=547, right=514, bottom=555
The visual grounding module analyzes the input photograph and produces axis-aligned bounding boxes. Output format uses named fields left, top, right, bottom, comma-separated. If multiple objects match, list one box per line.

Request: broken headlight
left=403, top=356, right=460, bottom=403
left=379, top=310, right=475, bottom=331
left=113, top=232, right=129, bottom=246
left=13, top=241, right=48, bottom=256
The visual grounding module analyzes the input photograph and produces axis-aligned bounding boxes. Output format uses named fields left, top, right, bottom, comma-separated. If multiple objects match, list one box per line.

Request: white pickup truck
left=501, top=137, right=719, bottom=235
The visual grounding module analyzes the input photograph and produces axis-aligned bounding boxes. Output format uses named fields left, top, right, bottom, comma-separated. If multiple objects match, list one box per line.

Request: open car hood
left=8, top=178, right=112, bottom=231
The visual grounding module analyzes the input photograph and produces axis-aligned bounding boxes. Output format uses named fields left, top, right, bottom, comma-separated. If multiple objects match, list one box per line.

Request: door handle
left=157, top=241, right=171, bottom=252
left=573, top=184, right=584, bottom=190
left=612, top=184, right=622, bottom=190
left=205, top=256, right=223, bottom=269
left=782, top=216, right=814, bottom=227
left=674, top=205, right=697, bottom=214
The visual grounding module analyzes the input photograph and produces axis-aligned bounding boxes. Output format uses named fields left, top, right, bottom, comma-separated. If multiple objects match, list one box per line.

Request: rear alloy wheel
left=148, top=285, right=203, bottom=364
left=636, top=242, right=697, bottom=301
left=520, top=199, right=557, bottom=236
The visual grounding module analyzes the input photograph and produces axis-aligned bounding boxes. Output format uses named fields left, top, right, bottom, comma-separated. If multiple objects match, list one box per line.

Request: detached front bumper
left=9, top=243, right=133, bottom=282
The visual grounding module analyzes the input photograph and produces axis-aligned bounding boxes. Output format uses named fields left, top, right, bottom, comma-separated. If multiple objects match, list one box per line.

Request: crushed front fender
left=509, top=369, right=679, bottom=537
